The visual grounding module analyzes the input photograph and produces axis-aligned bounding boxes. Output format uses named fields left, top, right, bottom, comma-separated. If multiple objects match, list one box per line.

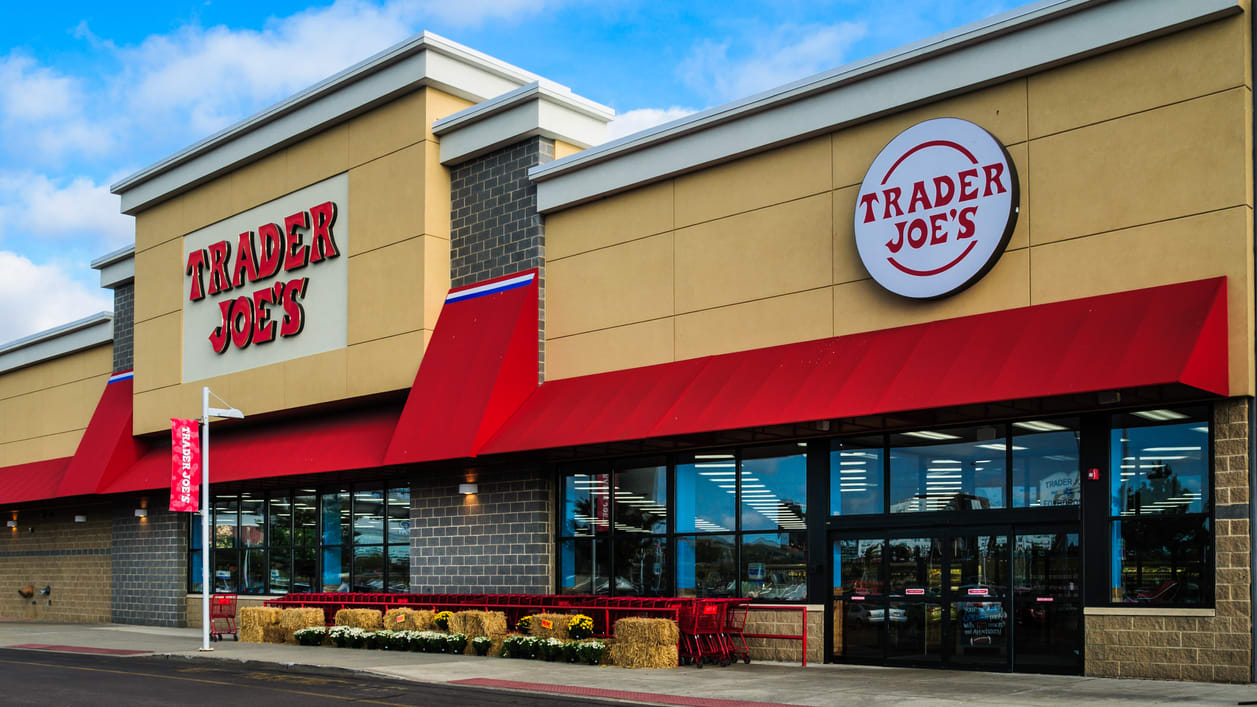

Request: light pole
left=200, top=386, right=243, bottom=652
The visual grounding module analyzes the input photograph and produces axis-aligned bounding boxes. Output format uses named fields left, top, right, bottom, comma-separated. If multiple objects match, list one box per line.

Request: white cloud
left=0, top=53, right=81, bottom=122
left=607, top=107, right=696, bottom=141
left=680, top=21, right=868, bottom=103
left=0, top=172, right=132, bottom=251
left=0, top=251, right=112, bottom=343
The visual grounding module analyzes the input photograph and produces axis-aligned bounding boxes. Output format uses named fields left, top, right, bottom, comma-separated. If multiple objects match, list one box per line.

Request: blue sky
left=0, top=0, right=1011, bottom=342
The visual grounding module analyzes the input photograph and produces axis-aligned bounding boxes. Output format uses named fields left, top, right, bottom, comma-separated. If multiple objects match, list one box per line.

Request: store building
left=0, top=0, right=1254, bottom=682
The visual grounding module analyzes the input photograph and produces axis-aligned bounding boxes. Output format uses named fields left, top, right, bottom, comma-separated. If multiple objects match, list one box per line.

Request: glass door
left=832, top=536, right=885, bottom=660
left=885, top=535, right=944, bottom=665
left=1012, top=530, right=1082, bottom=673
left=948, top=531, right=1011, bottom=670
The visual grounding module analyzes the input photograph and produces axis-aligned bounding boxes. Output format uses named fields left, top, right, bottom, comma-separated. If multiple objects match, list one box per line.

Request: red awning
left=383, top=269, right=539, bottom=465
left=55, top=371, right=145, bottom=497
left=0, top=457, right=70, bottom=505
left=100, top=405, right=401, bottom=495
left=481, top=277, right=1229, bottom=454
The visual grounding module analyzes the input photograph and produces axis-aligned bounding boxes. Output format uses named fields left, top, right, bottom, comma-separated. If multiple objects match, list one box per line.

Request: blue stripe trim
left=108, top=372, right=134, bottom=383
left=445, top=274, right=534, bottom=304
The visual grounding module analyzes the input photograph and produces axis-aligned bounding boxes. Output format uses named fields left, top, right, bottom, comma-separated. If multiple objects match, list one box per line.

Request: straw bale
left=609, top=641, right=677, bottom=669
left=334, top=608, right=383, bottom=629
left=239, top=626, right=264, bottom=643
left=486, top=634, right=507, bottom=658
left=383, top=608, right=427, bottom=631
left=528, top=613, right=571, bottom=641
left=239, top=607, right=281, bottom=630
left=450, top=610, right=508, bottom=639
left=280, top=608, right=325, bottom=630
left=262, top=626, right=288, bottom=644
left=613, top=617, right=678, bottom=646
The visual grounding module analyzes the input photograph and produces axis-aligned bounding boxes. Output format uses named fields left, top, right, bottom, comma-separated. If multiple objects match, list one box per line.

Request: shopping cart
left=722, top=600, right=751, bottom=664
left=678, top=600, right=728, bottom=668
left=209, top=594, right=238, bottom=641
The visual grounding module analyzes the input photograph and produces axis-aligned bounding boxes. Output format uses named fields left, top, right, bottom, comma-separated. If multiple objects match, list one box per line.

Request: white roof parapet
left=0, top=312, right=114, bottom=375
left=432, top=80, right=614, bottom=166
left=529, top=0, right=1241, bottom=213
left=111, top=31, right=546, bottom=215
left=91, top=244, right=135, bottom=289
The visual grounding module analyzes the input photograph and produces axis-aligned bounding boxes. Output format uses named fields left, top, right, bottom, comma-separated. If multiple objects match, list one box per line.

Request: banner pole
left=200, top=386, right=212, bottom=652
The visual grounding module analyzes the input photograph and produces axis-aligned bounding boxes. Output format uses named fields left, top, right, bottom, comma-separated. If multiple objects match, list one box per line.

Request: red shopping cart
left=209, top=594, right=238, bottom=641
left=678, top=600, right=727, bottom=668
left=722, top=600, right=751, bottom=664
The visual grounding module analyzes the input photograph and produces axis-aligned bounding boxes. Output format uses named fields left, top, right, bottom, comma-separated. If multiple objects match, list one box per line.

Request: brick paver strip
left=8, top=643, right=150, bottom=656
left=451, top=678, right=808, bottom=707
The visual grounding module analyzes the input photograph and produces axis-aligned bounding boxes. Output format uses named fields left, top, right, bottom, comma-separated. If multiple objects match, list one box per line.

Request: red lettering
left=957, top=168, right=979, bottom=201
left=882, top=187, right=904, bottom=219
left=279, top=278, right=309, bottom=338
left=983, top=163, right=1007, bottom=196
left=229, top=295, right=254, bottom=349
left=907, top=181, right=932, bottom=214
left=886, top=220, right=907, bottom=253
left=932, top=175, right=955, bottom=209
left=209, top=299, right=233, bottom=354
left=308, top=202, right=340, bottom=263
left=283, top=212, right=310, bottom=271
left=859, top=193, right=880, bottom=224
left=929, top=212, right=949, bottom=245
left=256, top=223, right=283, bottom=280
left=957, top=206, right=978, bottom=239
left=206, top=241, right=233, bottom=296
left=231, top=231, right=260, bottom=287
left=253, top=287, right=277, bottom=344
left=906, top=218, right=928, bottom=249
left=186, top=250, right=207, bottom=301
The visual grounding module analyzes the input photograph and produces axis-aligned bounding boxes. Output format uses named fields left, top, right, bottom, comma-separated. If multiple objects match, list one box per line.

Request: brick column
left=111, top=493, right=188, bottom=626
left=1086, top=398, right=1252, bottom=682
left=410, top=468, right=553, bottom=593
left=111, top=282, right=134, bottom=372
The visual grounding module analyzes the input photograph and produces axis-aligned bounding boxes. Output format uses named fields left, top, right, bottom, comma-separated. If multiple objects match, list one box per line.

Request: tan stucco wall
left=545, top=15, right=1255, bottom=395
left=131, top=87, right=470, bottom=434
left=0, top=499, right=112, bottom=623
left=0, top=344, right=111, bottom=467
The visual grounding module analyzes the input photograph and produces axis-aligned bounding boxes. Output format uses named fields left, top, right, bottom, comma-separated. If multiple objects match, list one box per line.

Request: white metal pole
left=200, top=386, right=212, bottom=651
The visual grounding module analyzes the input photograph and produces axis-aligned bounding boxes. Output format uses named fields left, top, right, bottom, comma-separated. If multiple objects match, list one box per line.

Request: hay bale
left=334, top=608, right=383, bottom=629
left=239, top=626, right=264, bottom=643
left=278, top=608, right=325, bottom=644
left=239, top=607, right=281, bottom=630
left=384, top=608, right=435, bottom=631
left=486, top=634, right=508, bottom=658
left=262, top=626, right=288, bottom=644
left=528, top=613, right=571, bottom=641
left=613, top=617, right=678, bottom=646
left=609, top=641, right=677, bottom=669
left=449, top=611, right=507, bottom=638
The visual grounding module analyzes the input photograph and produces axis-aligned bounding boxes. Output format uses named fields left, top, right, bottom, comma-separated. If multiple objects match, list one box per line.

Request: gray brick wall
left=112, top=283, right=134, bottom=373
left=410, top=468, right=553, bottom=593
left=111, top=493, right=187, bottom=626
left=450, top=137, right=553, bottom=381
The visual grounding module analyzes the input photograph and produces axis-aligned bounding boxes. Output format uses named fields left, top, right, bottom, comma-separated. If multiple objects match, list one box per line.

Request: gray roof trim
left=529, top=0, right=1241, bottom=212
left=111, top=31, right=543, bottom=214
left=0, top=312, right=113, bottom=375
left=432, top=80, right=614, bottom=135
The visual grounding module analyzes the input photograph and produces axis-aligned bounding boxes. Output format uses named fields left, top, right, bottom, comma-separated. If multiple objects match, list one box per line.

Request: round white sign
left=854, top=118, right=1018, bottom=299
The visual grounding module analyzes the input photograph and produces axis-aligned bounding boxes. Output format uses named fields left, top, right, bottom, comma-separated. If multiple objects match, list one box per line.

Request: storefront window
left=1109, top=407, right=1212, bottom=605
left=831, top=437, right=884, bottom=515
left=676, top=456, right=735, bottom=533
left=676, top=534, right=736, bottom=598
left=1012, top=420, right=1080, bottom=507
left=741, top=445, right=807, bottom=532
left=189, top=484, right=411, bottom=595
left=614, top=535, right=669, bottom=597
left=742, top=532, right=806, bottom=600
left=562, top=470, right=610, bottom=537
left=559, top=537, right=609, bottom=595
left=614, top=464, right=667, bottom=534
left=889, top=427, right=1006, bottom=513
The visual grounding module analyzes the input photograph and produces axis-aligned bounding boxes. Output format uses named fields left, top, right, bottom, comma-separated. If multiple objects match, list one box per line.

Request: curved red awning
left=481, top=277, right=1229, bottom=454
left=56, top=371, right=145, bottom=497
left=0, top=457, right=71, bottom=505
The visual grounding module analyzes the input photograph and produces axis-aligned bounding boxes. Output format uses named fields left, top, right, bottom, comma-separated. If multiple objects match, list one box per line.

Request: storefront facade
left=0, top=0, right=1254, bottom=683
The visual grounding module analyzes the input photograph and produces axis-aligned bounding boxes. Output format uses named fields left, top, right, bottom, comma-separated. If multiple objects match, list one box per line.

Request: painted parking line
left=450, top=678, right=810, bottom=707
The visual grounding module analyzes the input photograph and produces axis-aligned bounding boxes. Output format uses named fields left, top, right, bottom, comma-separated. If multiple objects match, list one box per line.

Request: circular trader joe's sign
left=854, top=118, right=1019, bottom=299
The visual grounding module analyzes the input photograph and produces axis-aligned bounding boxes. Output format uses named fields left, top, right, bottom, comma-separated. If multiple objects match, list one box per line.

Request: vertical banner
left=170, top=418, right=201, bottom=512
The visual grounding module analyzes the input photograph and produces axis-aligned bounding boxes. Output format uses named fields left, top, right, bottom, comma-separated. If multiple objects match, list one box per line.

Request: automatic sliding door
left=949, top=532, right=1011, bottom=670
left=886, top=536, right=944, bottom=664
left=1013, top=531, right=1082, bottom=673
left=832, top=537, right=884, bottom=660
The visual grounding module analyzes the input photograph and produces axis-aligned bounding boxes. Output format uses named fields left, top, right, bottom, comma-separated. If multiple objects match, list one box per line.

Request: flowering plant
left=472, top=635, right=492, bottom=656
left=540, top=637, right=565, bottom=661
left=434, top=610, right=453, bottom=631
left=328, top=626, right=369, bottom=648
left=567, top=614, right=594, bottom=640
left=501, top=634, right=525, bottom=658
left=578, top=639, right=607, bottom=665
left=293, top=627, right=327, bottom=646
left=446, top=632, right=468, bottom=654
left=515, top=615, right=533, bottom=632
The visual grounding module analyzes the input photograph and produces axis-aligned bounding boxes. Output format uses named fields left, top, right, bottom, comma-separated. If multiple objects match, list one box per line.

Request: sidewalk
left=0, top=621, right=1254, bottom=706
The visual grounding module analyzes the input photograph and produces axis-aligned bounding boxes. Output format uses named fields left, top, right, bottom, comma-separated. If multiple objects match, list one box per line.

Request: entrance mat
left=7, top=643, right=150, bottom=656
left=451, top=678, right=809, bottom=707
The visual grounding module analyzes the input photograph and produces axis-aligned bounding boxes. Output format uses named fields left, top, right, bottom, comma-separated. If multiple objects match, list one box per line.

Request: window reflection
left=559, top=538, right=609, bottom=595
left=563, top=471, right=610, bottom=537
left=613, top=535, right=669, bottom=596
left=741, top=445, right=807, bottom=532
left=831, top=437, right=884, bottom=515
left=889, top=428, right=1006, bottom=513
left=1111, top=415, right=1208, bottom=516
left=742, top=532, right=806, bottom=600
left=614, top=464, right=667, bottom=534
left=676, top=535, right=736, bottom=598
left=676, top=455, right=735, bottom=533
left=1011, top=420, right=1079, bottom=507
left=241, top=493, right=265, bottom=547
left=1112, top=517, right=1211, bottom=604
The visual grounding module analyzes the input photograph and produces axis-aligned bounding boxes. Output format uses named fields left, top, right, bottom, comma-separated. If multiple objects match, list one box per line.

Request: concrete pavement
left=0, top=621, right=1254, bottom=706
